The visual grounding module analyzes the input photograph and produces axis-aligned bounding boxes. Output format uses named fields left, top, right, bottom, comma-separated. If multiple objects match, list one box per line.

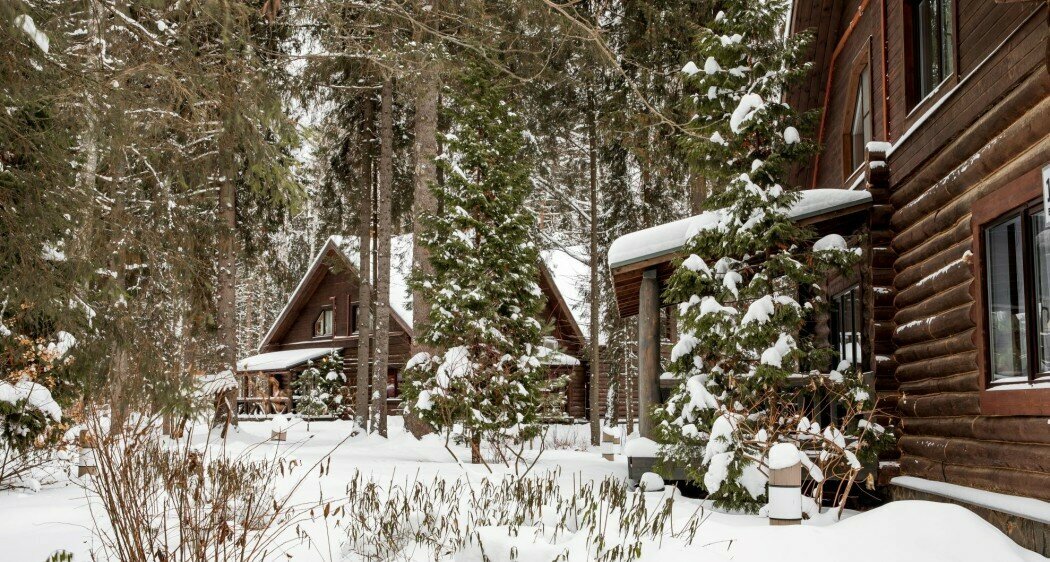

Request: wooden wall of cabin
left=884, top=31, right=1049, bottom=501
left=789, top=1, right=1050, bottom=500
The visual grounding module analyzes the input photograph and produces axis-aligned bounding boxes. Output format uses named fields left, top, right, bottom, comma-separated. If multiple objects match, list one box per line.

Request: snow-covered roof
left=540, top=247, right=589, bottom=334
left=238, top=347, right=341, bottom=372
left=330, top=234, right=414, bottom=326
left=537, top=345, right=581, bottom=367
left=608, top=189, right=873, bottom=271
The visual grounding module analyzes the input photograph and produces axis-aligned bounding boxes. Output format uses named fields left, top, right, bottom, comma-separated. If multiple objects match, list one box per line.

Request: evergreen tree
left=655, top=0, right=890, bottom=512
left=402, top=62, right=549, bottom=464
left=292, top=352, right=346, bottom=419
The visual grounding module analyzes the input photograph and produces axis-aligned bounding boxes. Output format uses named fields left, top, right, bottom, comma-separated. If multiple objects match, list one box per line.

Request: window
left=983, top=200, right=1050, bottom=384
left=313, top=308, right=333, bottom=337
left=907, top=0, right=954, bottom=105
left=830, top=286, right=867, bottom=372
left=846, top=66, right=872, bottom=174
left=350, top=304, right=359, bottom=333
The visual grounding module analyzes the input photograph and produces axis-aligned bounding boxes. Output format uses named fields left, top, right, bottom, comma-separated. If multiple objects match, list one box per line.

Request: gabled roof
left=238, top=347, right=341, bottom=372
left=257, top=236, right=413, bottom=351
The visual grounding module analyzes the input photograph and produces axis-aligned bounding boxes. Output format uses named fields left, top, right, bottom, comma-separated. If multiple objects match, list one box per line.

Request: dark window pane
left=985, top=217, right=1028, bottom=381
left=912, top=0, right=953, bottom=100
left=1031, top=212, right=1050, bottom=376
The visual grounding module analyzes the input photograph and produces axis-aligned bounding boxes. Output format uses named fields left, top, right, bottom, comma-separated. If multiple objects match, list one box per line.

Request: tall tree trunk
left=355, top=96, right=374, bottom=432
left=371, top=79, right=394, bottom=437
left=689, top=173, right=708, bottom=215
left=216, top=178, right=239, bottom=431
left=406, top=66, right=440, bottom=439
left=587, top=93, right=601, bottom=446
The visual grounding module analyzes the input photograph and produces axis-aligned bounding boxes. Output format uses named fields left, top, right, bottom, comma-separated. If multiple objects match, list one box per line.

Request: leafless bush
left=0, top=444, right=70, bottom=492
left=86, top=416, right=333, bottom=562
left=338, top=470, right=705, bottom=562
left=541, top=425, right=591, bottom=452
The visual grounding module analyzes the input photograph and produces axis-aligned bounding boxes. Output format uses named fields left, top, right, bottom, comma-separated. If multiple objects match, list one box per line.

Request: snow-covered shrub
left=657, top=0, right=893, bottom=513
left=402, top=62, right=556, bottom=464
left=291, top=351, right=345, bottom=418
left=0, top=327, right=76, bottom=490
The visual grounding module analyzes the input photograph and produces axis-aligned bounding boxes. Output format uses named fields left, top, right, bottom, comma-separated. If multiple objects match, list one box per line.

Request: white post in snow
left=78, top=432, right=97, bottom=477
left=768, top=443, right=803, bottom=526
left=601, top=428, right=620, bottom=461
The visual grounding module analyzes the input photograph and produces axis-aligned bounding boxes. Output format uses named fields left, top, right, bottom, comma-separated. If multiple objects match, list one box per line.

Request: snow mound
left=624, top=437, right=660, bottom=457
left=767, top=442, right=801, bottom=470
left=638, top=472, right=664, bottom=492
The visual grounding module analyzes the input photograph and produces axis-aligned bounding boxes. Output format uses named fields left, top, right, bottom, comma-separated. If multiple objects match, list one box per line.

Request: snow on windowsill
left=891, top=476, right=1050, bottom=524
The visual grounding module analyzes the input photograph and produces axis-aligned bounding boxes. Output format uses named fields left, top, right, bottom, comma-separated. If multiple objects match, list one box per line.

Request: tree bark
left=355, top=96, right=374, bottom=432
left=215, top=178, right=239, bottom=430
left=689, top=173, right=708, bottom=215
left=587, top=93, right=601, bottom=446
left=406, top=65, right=440, bottom=439
left=371, top=79, right=394, bottom=437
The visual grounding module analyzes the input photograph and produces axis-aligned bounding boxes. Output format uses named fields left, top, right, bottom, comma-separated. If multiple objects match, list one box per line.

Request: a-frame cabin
left=236, top=235, right=591, bottom=419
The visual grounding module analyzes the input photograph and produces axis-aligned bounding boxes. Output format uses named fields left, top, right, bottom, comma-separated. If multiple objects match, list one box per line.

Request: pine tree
left=655, top=0, right=890, bottom=513
left=402, top=62, right=549, bottom=464
left=292, top=352, right=346, bottom=419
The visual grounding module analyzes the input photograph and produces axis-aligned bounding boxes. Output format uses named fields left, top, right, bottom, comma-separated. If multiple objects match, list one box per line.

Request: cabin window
left=845, top=65, right=872, bottom=174
left=983, top=200, right=1050, bottom=384
left=830, top=286, right=867, bottom=372
left=350, top=304, right=359, bottom=333
left=313, top=308, right=334, bottom=337
left=907, top=0, right=954, bottom=105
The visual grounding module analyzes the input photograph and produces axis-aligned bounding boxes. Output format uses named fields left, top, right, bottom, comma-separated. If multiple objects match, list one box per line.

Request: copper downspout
left=810, top=0, right=873, bottom=188
left=881, top=0, right=890, bottom=142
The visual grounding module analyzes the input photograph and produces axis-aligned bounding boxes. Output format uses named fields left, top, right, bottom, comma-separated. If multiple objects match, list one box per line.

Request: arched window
left=845, top=65, right=872, bottom=174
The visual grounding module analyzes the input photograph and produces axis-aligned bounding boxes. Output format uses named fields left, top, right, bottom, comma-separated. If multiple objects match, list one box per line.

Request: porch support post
left=638, top=268, right=661, bottom=438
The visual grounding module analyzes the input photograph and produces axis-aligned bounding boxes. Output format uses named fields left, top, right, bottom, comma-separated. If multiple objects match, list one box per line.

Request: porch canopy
left=237, top=347, right=341, bottom=372
left=608, top=188, right=873, bottom=318
left=607, top=188, right=872, bottom=439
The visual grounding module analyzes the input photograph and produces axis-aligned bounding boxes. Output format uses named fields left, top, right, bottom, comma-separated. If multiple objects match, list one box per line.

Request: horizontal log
left=901, top=436, right=1050, bottom=473
left=893, top=305, right=975, bottom=347
left=898, top=392, right=981, bottom=417
left=890, top=72, right=1050, bottom=214
left=895, top=329, right=975, bottom=364
left=899, top=371, right=981, bottom=395
left=894, top=240, right=972, bottom=292
left=895, top=218, right=971, bottom=273
left=899, top=455, right=1050, bottom=501
left=895, top=133, right=1050, bottom=258
left=894, top=260, right=973, bottom=311
left=901, top=416, right=1050, bottom=444
left=873, top=287, right=896, bottom=308
left=895, top=352, right=977, bottom=384
left=895, top=282, right=973, bottom=327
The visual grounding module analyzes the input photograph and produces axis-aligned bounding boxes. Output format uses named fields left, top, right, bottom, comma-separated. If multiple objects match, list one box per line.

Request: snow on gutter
left=608, top=188, right=872, bottom=271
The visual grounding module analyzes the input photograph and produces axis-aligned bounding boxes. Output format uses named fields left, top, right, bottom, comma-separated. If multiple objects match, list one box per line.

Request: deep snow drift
left=0, top=418, right=1043, bottom=562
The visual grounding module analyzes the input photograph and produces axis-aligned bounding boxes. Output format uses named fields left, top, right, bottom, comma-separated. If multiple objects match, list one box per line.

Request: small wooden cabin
left=237, top=236, right=591, bottom=420
left=609, top=0, right=1049, bottom=553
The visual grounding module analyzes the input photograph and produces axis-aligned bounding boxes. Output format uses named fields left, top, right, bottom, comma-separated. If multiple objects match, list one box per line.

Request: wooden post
left=601, top=429, right=621, bottom=461
left=768, top=462, right=803, bottom=526
left=77, top=432, right=97, bottom=477
left=638, top=269, right=661, bottom=438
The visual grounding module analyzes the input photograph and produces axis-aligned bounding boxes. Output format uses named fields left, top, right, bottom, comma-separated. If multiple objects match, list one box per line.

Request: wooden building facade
left=610, top=0, right=1048, bottom=552
left=237, top=236, right=591, bottom=420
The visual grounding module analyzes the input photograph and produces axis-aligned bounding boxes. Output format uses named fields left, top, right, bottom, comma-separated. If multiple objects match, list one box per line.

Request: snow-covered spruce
left=400, top=62, right=560, bottom=464
left=659, top=0, right=892, bottom=513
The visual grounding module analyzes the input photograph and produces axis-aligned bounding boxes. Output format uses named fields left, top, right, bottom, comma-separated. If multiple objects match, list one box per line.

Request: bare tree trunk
left=689, top=173, right=708, bottom=215
left=355, top=96, right=374, bottom=432
left=371, top=79, right=394, bottom=437
left=406, top=65, right=440, bottom=439
left=216, top=178, right=239, bottom=430
left=587, top=93, right=601, bottom=446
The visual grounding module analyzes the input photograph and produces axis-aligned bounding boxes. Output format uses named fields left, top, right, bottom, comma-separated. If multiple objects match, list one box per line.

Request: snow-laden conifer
left=657, top=0, right=891, bottom=512
left=402, top=62, right=550, bottom=464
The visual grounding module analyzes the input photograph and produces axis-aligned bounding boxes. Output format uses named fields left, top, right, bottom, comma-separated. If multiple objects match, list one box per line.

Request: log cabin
left=236, top=235, right=592, bottom=420
left=609, top=0, right=1049, bottom=553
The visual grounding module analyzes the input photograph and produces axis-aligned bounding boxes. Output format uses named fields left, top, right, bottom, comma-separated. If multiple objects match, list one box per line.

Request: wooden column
left=638, top=269, right=661, bottom=438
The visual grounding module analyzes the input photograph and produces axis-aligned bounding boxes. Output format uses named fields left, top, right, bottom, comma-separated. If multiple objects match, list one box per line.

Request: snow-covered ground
left=0, top=418, right=1044, bottom=562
